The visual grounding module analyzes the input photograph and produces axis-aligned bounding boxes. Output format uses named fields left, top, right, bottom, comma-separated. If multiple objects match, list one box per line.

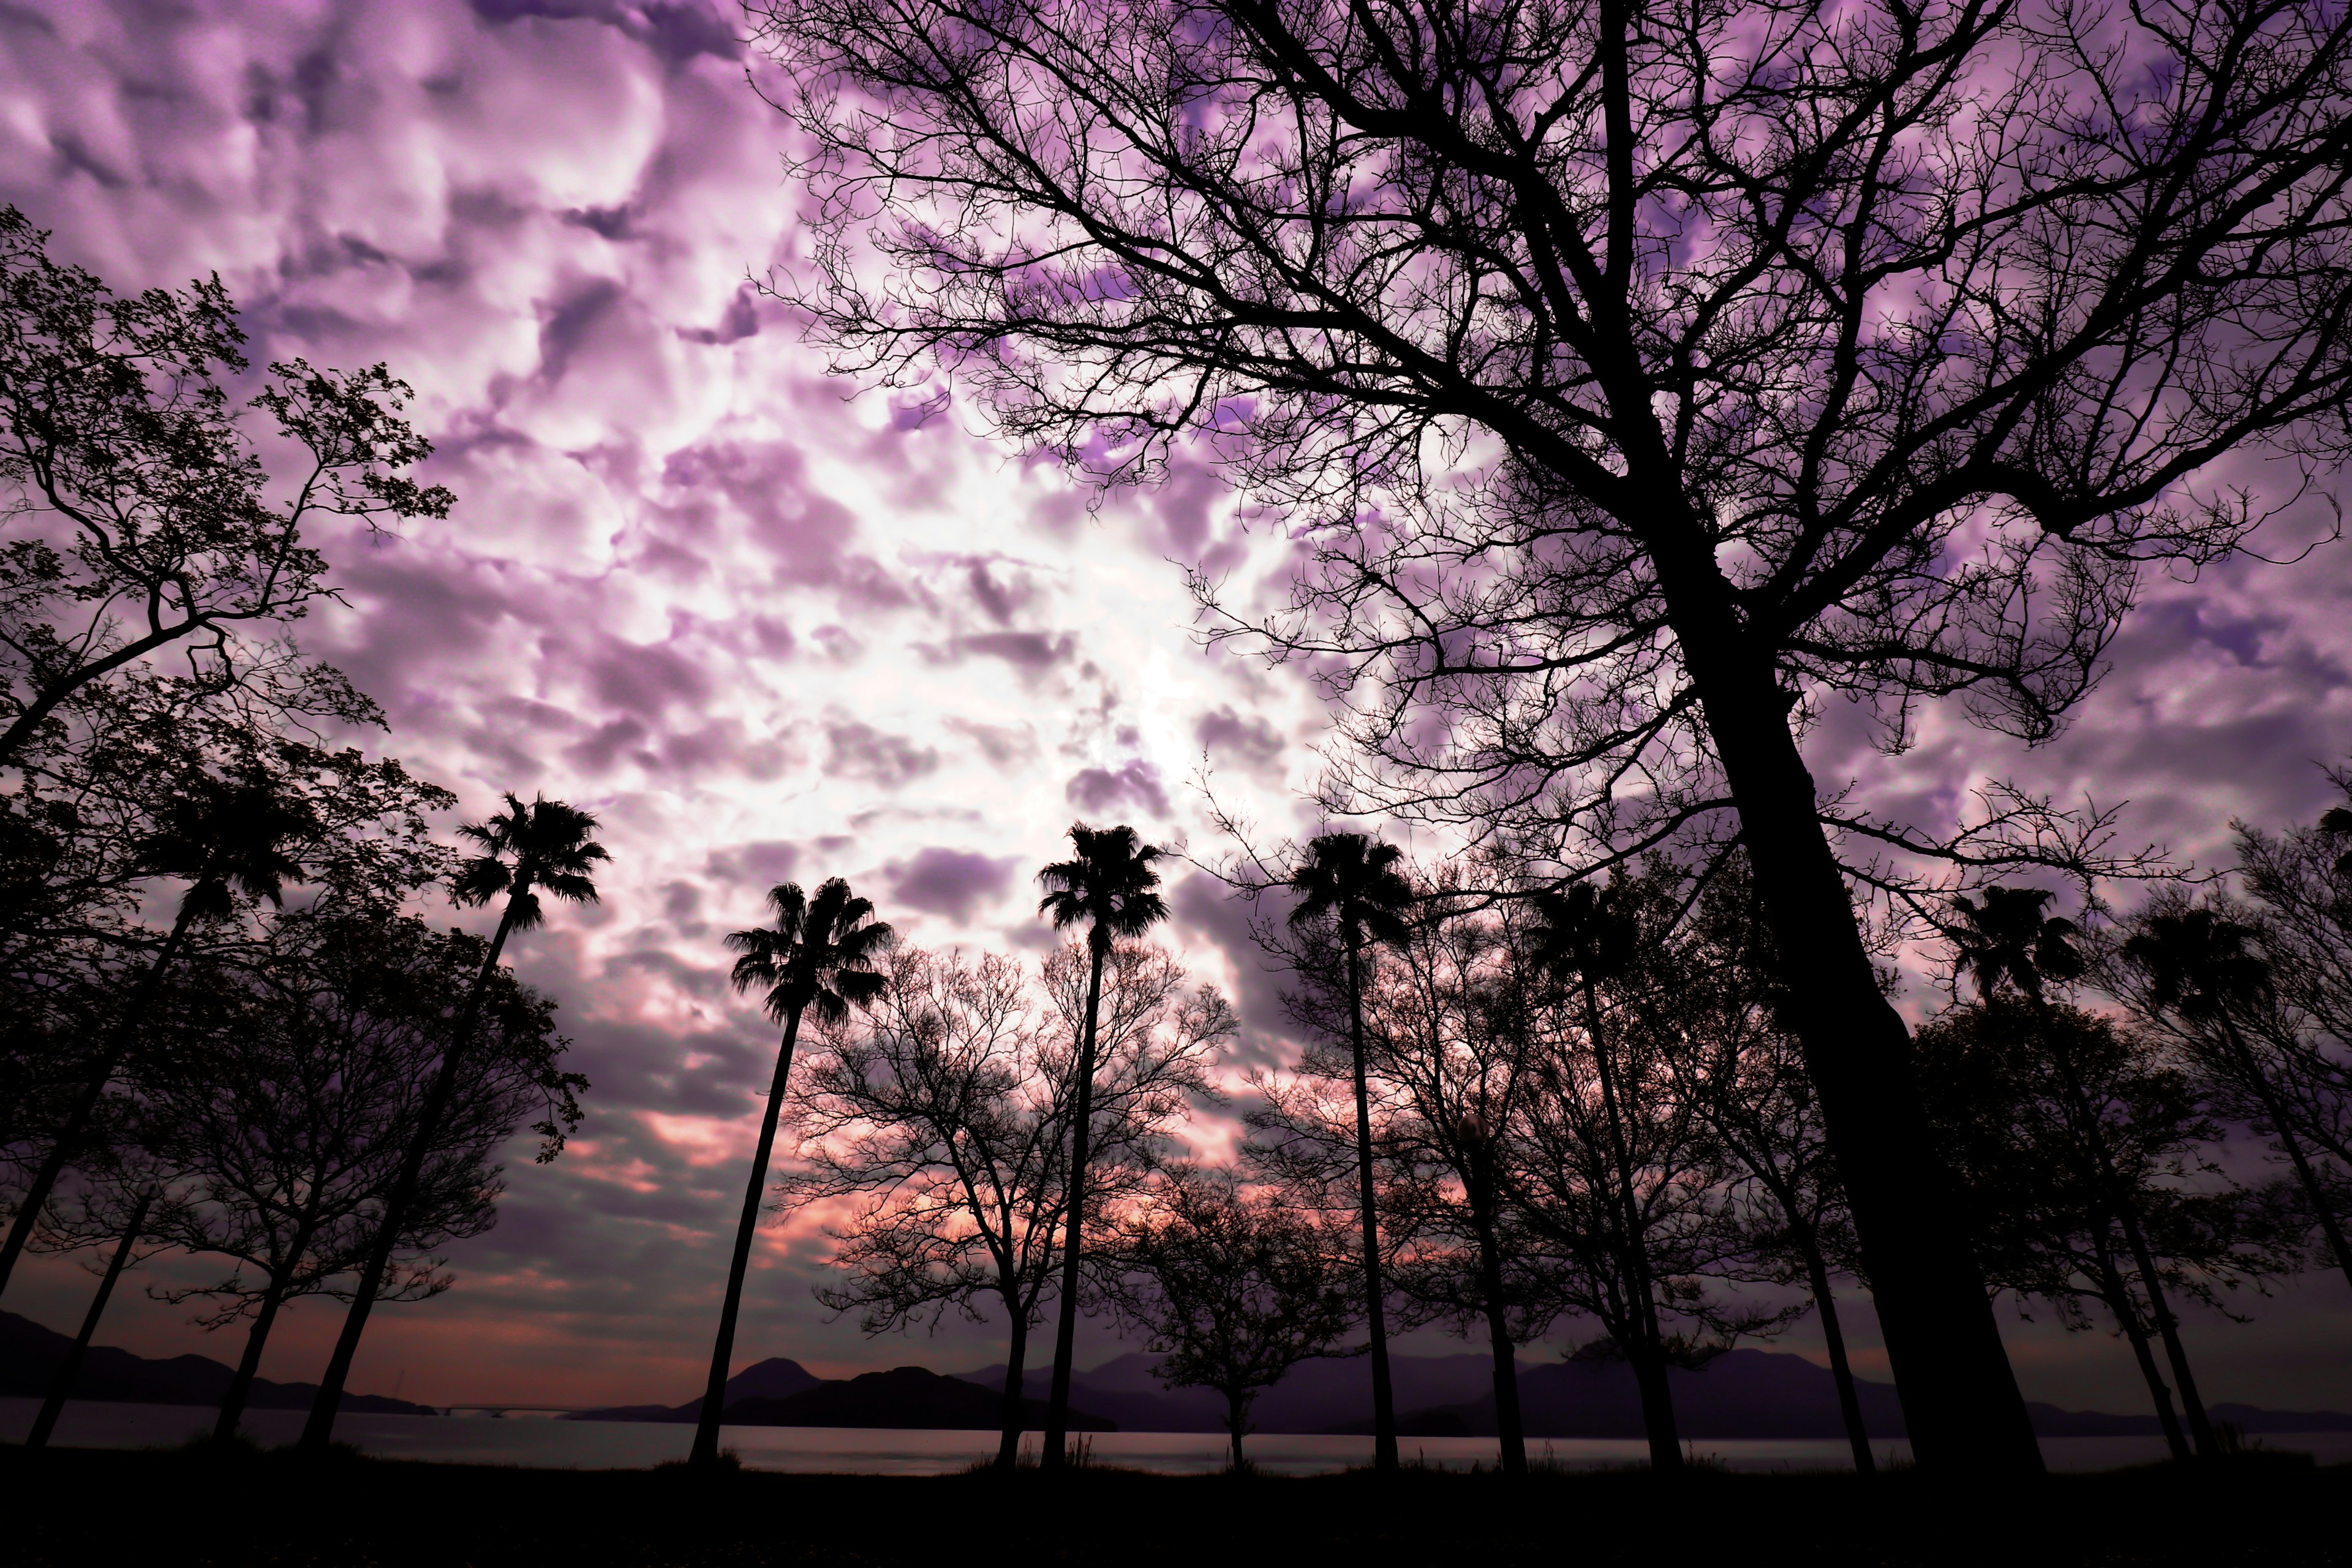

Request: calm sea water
left=4, top=1398, right=2344, bottom=1474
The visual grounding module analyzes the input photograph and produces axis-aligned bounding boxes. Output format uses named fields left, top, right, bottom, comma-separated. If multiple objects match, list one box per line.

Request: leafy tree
left=1283, top=831, right=1414, bottom=1471
left=1035, top=821, right=1169, bottom=1469
left=0, top=206, right=450, bottom=769
left=1104, top=1165, right=1360, bottom=1471
left=302, top=794, right=605, bottom=1449
left=690, top=876, right=892, bottom=1470
left=1917, top=999, right=2291, bottom=1460
left=788, top=941, right=1225, bottom=1467
left=2116, top=899, right=2352, bottom=1295
left=1946, top=888, right=2217, bottom=1458
left=750, top=0, right=2352, bottom=1467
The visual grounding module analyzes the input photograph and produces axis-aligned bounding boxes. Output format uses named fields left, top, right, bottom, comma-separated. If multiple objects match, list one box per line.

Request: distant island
left=1, top=1311, right=435, bottom=1417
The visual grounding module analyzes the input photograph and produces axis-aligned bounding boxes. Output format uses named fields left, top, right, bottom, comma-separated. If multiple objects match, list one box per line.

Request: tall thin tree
left=689, top=877, right=891, bottom=1469
left=301, top=793, right=606, bottom=1449
left=1950, top=887, right=2215, bottom=1460
left=1036, top=821, right=1167, bottom=1470
left=1286, top=831, right=1412, bottom=1472
left=0, top=774, right=309, bottom=1298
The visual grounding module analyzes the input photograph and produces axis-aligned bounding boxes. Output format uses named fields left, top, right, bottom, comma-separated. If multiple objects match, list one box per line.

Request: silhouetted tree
left=24, top=1185, right=152, bottom=1450
left=1035, top=822, right=1168, bottom=1469
left=1947, top=888, right=2215, bottom=1458
left=0, top=206, right=450, bottom=771
left=1105, top=1164, right=1359, bottom=1470
left=110, top=903, right=578, bottom=1440
left=1917, top=998, right=2290, bottom=1461
left=753, top=0, right=2352, bottom=1467
left=788, top=941, right=1226, bottom=1466
left=2116, top=899, right=2352, bottom=1296
left=303, top=794, right=605, bottom=1449
left=1283, top=831, right=1413, bottom=1471
left=690, top=877, right=892, bottom=1469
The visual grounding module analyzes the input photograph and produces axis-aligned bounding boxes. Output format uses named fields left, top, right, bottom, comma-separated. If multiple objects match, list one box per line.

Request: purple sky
left=4, top=0, right=2350, bottom=1416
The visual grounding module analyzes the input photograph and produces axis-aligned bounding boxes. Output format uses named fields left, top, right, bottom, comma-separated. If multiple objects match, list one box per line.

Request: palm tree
left=1036, top=822, right=1168, bottom=1470
left=1947, top=886, right=2216, bottom=1460
left=689, top=877, right=892, bottom=1469
left=1287, top=831, right=1412, bottom=1472
left=1524, top=880, right=1686, bottom=1472
left=301, top=794, right=607, bottom=1449
left=2124, top=907, right=2352, bottom=1294
left=0, top=775, right=311, bottom=1298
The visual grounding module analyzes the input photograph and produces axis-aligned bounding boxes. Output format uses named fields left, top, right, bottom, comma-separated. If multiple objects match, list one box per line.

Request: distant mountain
left=723, top=1366, right=1115, bottom=1431
left=571, top=1357, right=823, bottom=1423
left=0, top=1310, right=435, bottom=1416
left=954, top=1346, right=2352, bottom=1440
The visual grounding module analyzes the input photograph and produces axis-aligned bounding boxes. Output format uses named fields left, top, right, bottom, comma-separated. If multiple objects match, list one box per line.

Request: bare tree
left=1103, top=1164, right=1360, bottom=1471
left=790, top=940, right=1229, bottom=1466
left=750, top=0, right=2352, bottom=1467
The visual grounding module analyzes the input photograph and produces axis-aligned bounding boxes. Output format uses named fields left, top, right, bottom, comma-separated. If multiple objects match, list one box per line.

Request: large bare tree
left=750, top=0, right=2352, bottom=1468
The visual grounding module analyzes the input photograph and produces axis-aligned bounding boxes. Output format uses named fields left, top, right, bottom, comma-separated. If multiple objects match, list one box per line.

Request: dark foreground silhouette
left=1, top=1443, right=2340, bottom=1568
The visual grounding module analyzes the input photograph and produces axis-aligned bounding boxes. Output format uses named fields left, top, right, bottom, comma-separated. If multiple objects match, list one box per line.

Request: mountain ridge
left=0, top=1309, right=436, bottom=1416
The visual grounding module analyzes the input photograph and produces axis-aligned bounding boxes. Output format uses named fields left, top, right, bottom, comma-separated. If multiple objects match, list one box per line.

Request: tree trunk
left=1667, top=598, right=2041, bottom=1475
left=2221, top=1016, right=2352, bottom=1295
left=0, top=903, right=201, bottom=1300
left=1627, top=1340, right=1683, bottom=1472
left=2095, top=1223, right=2190, bottom=1462
left=995, top=1302, right=1030, bottom=1470
left=26, top=1188, right=151, bottom=1450
left=689, top=1003, right=810, bottom=1469
left=1342, top=925, right=1398, bottom=1472
left=2111, top=1201, right=2215, bottom=1457
left=1801, top=1243, right=1875, bottom=1476
left=1474, top=1208, right=1526, bottom=1476
left=1227, top=1390, right=1248, bottom=1472
left=1041, top=936, right=1106, bottom=1472
left=301, top=899, right=521, bottom=1450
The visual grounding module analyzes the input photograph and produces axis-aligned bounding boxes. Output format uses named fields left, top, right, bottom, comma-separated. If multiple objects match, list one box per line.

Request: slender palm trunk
left=302, top=900, right=521, bottom=1450
left=26, top=1188, right=152, bottom=1450
left=2094, top=1222, right=2190, bottom=1461
left=1800, top=1242, right=1875, bottom=1476
left=690, top=1002, right=810, bottom=1468
left=1474, top=1205, right=1526, bottom=1476
left=216, top=1227, right=314, bottom=1441
left=0, top=904, right=201, bottom=1300
left=1042, top=937, right=1106, bottom=1471
left=1665, top=580, right=2038, bottom=1475
left=995, top=1303, right=1030, bottom=1470
left=2220, top=1016, right=2352, bottom=1294
left=1342, top=927, right=1398, bottom=1472
left=1627, top=1335, right=1683, bottom=1472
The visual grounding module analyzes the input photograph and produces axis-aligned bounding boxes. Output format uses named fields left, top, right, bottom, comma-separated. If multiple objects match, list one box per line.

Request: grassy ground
left=2, top=1444, right=2342, bottom=1568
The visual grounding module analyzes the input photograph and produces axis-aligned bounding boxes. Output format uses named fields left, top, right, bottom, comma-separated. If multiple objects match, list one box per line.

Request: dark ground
left=2, top=1444, right=2342, bottom=1567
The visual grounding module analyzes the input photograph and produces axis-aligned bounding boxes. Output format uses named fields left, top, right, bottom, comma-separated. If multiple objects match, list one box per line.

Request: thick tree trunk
left=26, top=1188, right=151, bottom=1450
left=690, top=1004, right=810, bottom=1469
left=1627, top=1340, right=1683, bottom=1472
left=1042, top=938, right=1106, bottom=1472
left=0, top=906, right=200, bottom=1300
left=1801, top=1244, right=1875, bottom=1476
left=1476, top=1210, right=1526, bottom=1476
left=995, top=1304, right=1030, bottom=1470
left=1227, top=1392, right=1248, bottom=1472
left=2222, top=1017, right=2352, bottom=1295
left=1665, top=598, right=2040, bottom=1475
left=303, top=900, right=520, bottom=1450
left=2095, top=1226, right=2190, bottom=1462
left=1343, top=927, right=1398, bottom=1472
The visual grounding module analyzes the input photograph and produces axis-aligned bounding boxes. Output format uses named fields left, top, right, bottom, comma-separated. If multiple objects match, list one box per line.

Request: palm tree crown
left=2122, top=908, right=2274, bottom=1023
left=146, top=774, right=317, bottom=921
left=1525, top=880, right=1642, bottom=987
left=1288, top=832, right=1412, bottom=949
left=451, top=794, right=608, bottom=930
left=1038, top=823, right=1167, bottom=953
left=726, top=878, right=893, bottom=1027
left=1947, top=886, right=2083, bottom=1003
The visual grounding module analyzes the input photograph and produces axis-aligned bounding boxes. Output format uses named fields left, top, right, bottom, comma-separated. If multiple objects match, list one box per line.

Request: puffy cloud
left=886, top=846, right=1022, bottom=923
left=1065, top=758, right=1173, bottom=819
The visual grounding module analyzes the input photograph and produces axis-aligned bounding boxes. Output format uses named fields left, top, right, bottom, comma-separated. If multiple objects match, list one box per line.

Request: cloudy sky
left=5, top=0, right=2351, bottom=1417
